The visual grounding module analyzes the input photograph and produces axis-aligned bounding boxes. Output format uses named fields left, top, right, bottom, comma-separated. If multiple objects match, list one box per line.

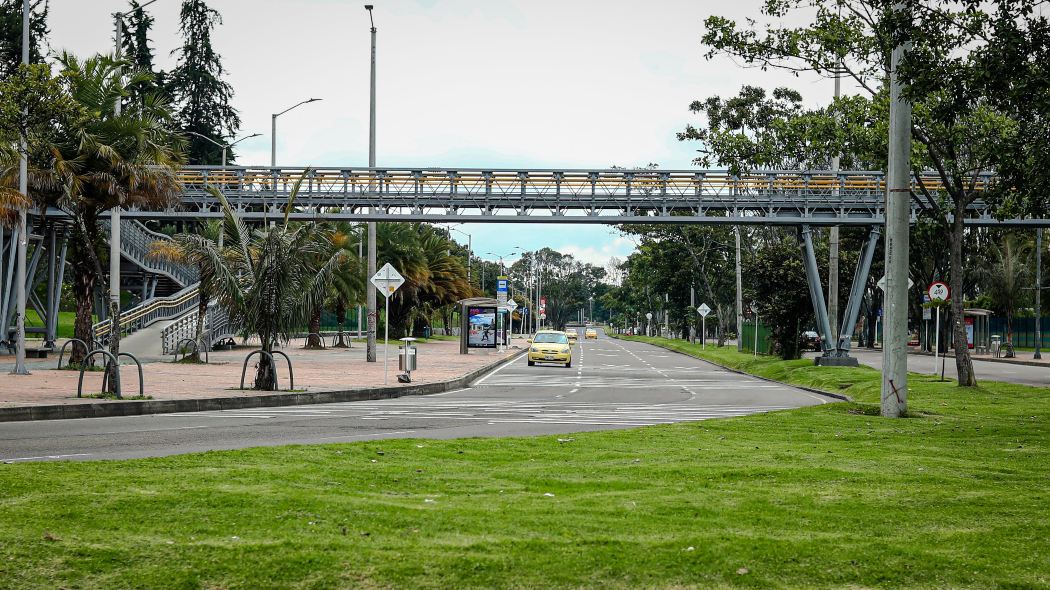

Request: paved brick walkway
left=0, top=338, right=519, bottom=408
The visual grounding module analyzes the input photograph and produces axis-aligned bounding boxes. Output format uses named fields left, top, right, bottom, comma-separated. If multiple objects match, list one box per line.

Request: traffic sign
left=877, top=275, right=914, bottom=291
left=370, top=263, right=405, bottom=299
left=928, top=281, right=950, bottom=301
left=505, top=299, right=518, bottom=311
left=496, top=277, right=509, bottom=292
left=697, top=303, right=711, bottom=317
left=646, top=312, right=653, bottom=320
left=922, top=293, right=932, bottom=320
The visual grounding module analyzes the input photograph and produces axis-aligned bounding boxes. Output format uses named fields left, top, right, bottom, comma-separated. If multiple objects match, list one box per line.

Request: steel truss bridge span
left=141, top=166, right=1028, bottom=227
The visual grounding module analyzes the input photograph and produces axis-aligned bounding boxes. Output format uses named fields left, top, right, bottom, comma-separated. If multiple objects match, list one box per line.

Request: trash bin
left=398, top=337, right=418, bottom=382
left=399, top=346, right=417, bottom=371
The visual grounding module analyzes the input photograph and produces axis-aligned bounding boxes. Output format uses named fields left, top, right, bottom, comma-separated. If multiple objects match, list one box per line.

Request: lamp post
left=10, top=0, right=30, bottom=375
left=186, top=131, right=261, bottom=168
left=270, top=98, right=321, bottom=167
left=364, top=4, right=378, bottom=363
left=102, top=0, right=164, bottom=384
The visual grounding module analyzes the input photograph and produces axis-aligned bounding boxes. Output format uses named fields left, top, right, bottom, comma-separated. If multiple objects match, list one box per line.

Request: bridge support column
left=835, top=226, right=880, bottom=358
left=799, top=226, right=836, bottom=358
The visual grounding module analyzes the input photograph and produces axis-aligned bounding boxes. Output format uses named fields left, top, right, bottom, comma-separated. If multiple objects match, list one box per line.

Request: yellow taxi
left=567, top=330, right=579, bottom=345
left=585, top=328, right=598, bottom=339
left=527, top=331, right=573, bottom=367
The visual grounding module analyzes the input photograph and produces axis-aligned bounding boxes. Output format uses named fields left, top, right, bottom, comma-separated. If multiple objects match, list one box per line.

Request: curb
left=0, top=349, right=527, bottom=423
left=908, top=349, right=1049, bottom=368
left=608, top=334, right=853, bottom=402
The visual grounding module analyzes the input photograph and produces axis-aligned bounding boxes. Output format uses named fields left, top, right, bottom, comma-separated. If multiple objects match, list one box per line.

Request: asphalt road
left=0, top=330, right=832, bottom=462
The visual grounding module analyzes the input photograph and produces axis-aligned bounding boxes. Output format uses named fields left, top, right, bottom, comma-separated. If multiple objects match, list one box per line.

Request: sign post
left=496, top=276, right=509, bottom=351
left=697, top=304, right=711, bottom=349
left=645, top=312, right=653, bottom=337
left=928, top=281, right=950, bottom=376
left=370, top=263, right=405, bottom=385
left=505, top=299, right=518, bottom=343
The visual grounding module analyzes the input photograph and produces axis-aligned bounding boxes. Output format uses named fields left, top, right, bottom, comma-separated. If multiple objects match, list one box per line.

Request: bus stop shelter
left=458, top=297, right=509, bottom=354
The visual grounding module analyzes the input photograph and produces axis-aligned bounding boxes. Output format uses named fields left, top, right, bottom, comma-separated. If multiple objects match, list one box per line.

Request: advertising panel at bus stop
left=467, top=306, right=497, bottom=348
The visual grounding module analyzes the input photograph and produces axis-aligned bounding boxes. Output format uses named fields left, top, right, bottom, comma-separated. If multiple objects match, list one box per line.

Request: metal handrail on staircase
left=92, top=220, right=200, bottom=345
left=102, top=219, right=199, bottom=287
left=93, top=283, right=201, bottom=342
left=161, top=300, right=242, bottom=355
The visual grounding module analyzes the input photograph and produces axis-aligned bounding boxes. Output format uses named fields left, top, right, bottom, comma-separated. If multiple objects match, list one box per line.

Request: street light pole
left=186, top=131, right=261, bottom=168
left=365, top=4, right=378, bottom=363
left=270, top=98, right=321, bottom=167
left=11, top=0, right=30, bottom=375
left=1036, top=228, right=1043, bottom=360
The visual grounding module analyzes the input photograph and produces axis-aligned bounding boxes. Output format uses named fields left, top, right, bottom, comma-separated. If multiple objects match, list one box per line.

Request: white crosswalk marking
left=162, top=398, right=799, bottom=426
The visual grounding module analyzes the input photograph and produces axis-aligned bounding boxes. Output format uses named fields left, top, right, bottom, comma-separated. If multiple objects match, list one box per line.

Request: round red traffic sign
left=928, top=281, right=950, bottom=301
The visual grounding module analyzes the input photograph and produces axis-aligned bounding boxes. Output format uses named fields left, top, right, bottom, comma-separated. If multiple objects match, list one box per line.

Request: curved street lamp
left=185, top=131, right=261, bottom=168
left=270, top=98, right=322, bottom=167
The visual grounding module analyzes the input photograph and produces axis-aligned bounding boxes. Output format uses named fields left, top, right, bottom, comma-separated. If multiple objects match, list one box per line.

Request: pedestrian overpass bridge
left=2, top=165, right=1045, bottom=361
left=122, top=165, right=1021, bottom=226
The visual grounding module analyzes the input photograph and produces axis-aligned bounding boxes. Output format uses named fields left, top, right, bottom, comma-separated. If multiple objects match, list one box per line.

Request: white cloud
left=557, top=235, right=637, bottom=270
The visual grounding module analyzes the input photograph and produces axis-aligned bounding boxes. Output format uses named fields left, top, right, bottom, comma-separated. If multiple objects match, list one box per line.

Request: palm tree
left=325, top=221, right=365, bottom=348
left=45, top=53, right=182, bottom=369
left=212, top=185, right=343, bottom=390
left=148, top=220, right=223, bottom=361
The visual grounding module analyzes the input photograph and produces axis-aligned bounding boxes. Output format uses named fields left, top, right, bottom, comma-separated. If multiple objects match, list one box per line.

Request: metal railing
left=103, top=218, right=198, bottom=287
left=93, top=283, right=201, bottom=342
left=161, top=300, right=241, bottom=355
left=143, top=166, right=1013, bottom=226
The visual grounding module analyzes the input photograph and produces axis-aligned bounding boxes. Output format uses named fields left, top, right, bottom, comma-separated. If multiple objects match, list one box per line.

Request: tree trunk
left=333, top=298, right=349, bottom=347
left=192, top=280, right=208, bottom=362
left=306, top=305, right=323, bottom=348
left=950, top=210, right=977, bottom=386
left=70, top=212, right=102, bottom=366
left=255, top=333, right=277, bottom=390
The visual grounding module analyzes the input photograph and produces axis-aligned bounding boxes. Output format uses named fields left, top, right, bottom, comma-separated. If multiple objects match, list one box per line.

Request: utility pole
left=1036, top=228, right=1043, bottom=360
left=365, top=5, right=378, bottom=363
left=10, top=0, right=30, bottom=375
left=881, top=1, right=912, bottom=418
left=828, top=64, right=842, bottom=344
left=107, top=8, right=126, bottom=389
left=690, top=286, right=696, bottom=344
left=735, top=227, right=743, bottom=352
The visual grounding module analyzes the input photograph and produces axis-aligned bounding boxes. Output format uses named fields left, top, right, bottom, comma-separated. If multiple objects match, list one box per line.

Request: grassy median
left=0, top=339, right=1047, bottom=588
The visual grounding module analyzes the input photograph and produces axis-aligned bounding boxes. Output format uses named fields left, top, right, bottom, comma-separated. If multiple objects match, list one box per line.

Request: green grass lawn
left=21, top=310, right=78, bottom=340
left=0, top=340, right=1047, bottom=588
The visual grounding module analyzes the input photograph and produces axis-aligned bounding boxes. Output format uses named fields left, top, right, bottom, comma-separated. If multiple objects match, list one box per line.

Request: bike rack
left=174, top=337, right=208, bottom=363
left=57, top=338, right=89, bottom=369
left=272, top=350, right=294, bottom=390
left=100, top=352, right=145, bottom=398
left=77, top=349, right=121, bottom=399
left=331, top=332, right=351, bottom=348
left=240, top=350, right=278, bottom=391
left=303, top=332, right=326, bottom=349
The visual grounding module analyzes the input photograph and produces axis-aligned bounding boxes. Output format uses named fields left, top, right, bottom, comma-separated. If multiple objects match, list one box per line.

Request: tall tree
left=167, top=0, right=239, bottom=164
left=0, top=0, right=48, bottom=81
left=701, top=0, right=1050, bottom=385
left=122, top=0, right=163, bottom=108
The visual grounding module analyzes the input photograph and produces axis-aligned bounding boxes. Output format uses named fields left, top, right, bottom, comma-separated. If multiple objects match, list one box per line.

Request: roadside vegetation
left=1, top=337, right=1047, bottom=588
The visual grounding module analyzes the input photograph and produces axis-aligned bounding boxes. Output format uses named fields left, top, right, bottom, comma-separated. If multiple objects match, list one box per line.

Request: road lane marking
left=3, top=453, right=91, bottom=463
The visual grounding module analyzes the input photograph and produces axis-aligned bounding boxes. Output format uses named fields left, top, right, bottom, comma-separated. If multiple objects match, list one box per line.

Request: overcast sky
left=48, top=0, right=834, bottom=273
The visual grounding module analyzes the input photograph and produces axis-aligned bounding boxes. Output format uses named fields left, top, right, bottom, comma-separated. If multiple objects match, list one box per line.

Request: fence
left=739, top=320, right=772, bottom=355
left=989, top=317, right=1050, bottom=348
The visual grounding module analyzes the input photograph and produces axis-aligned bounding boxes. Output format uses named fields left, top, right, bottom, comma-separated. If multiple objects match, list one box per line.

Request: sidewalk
left=814, top=348, right=1050, bottom=388
left=0, top=337, right=520, bottom=409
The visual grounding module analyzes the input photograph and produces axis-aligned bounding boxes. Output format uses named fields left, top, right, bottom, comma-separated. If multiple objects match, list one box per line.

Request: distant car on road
left=567, top=330, right=579, bottom=345
left=585, top=328, right=598, bottom=339
left=527, top=332, right=573, bottom=367
left=802, top=330, right=821, bottom=351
